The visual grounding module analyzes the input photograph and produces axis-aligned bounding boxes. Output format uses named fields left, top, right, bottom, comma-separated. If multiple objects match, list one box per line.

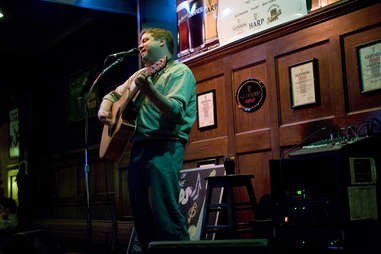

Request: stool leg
left=226, top=183, right=234, bottom=238
left=245, top=179, right=258, bottom=218
left=200, top=183, right=213, bottom=240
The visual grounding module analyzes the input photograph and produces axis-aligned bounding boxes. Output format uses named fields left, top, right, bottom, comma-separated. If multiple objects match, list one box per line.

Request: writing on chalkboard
left=178, top=164, right=225, bottom=240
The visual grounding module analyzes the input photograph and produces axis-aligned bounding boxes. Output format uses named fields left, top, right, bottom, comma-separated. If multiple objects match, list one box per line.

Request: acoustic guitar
left=99, top=56, right=167, bottom=161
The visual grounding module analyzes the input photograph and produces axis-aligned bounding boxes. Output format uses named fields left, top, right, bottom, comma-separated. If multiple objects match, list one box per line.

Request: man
left=98, top=28, right=196, bottom=251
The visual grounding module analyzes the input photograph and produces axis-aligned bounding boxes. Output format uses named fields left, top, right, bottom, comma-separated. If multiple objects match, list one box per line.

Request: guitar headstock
left=147, top=56, right=167, bottom=76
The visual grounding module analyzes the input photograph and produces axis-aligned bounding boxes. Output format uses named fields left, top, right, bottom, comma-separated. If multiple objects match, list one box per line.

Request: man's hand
left=134, top=72, right=172, bottom=114
left=98, top=100, right=113, bottom=125
left=135, top=71, right=152, bottom=92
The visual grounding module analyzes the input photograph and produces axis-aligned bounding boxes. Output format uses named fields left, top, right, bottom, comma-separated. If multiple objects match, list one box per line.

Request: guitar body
left=99, top=99, right=136, bottom=161
left=99, top=56, right=167, bottom=161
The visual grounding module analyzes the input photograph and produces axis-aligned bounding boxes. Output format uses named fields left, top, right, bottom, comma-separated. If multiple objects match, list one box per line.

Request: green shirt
left=104, top=61, right=196, bottom=142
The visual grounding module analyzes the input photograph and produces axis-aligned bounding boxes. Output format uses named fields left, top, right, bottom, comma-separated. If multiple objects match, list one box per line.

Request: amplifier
left=270, top=136, right=379, bottom=227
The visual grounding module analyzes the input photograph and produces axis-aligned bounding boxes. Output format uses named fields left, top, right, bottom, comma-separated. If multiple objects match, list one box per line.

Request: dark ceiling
left=0, top=0, right=138, bottom=97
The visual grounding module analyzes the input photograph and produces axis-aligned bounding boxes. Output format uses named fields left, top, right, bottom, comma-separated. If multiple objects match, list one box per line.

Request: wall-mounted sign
left=177, top=0, right=307, bottom=60
left=197, top=89, right=217, bottom=130
left=217, top=0, right=307, bottom=47
left=289, top=58, right=320, bottom=109
left=357, top=40, right=381, bottom=93
left=236, top=78, right=266, bottom=112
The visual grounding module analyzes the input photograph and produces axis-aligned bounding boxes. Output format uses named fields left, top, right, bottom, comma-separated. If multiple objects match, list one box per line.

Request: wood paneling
left=191, top=58, right=224, bottom=83
left=191, top=75, right=227, bottom=141
left=185, top=57, right=229, bottom=160
left=237, top=151, right=272, bottom=206
left=55, top=165, right=77, bottom=200
left=184, top=136, right=228, bottom=161
left=277, top=41, right=335, bottom=126
left=343, top=25, right=381, bottom=114
left=233, top=61, right=269, bottom=133
left=184, top=1, right=381, bottom=206
left=33, top=219, right=133, bottom=245
left=235, top=129, right=271, bottom=154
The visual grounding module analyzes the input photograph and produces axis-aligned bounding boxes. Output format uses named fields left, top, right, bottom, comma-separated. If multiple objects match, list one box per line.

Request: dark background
left=0, top=0, right=139, bottom=153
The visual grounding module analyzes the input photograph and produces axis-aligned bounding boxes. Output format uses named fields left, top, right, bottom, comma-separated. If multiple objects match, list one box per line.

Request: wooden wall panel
left=56, top=165, right=77, bottom=200
left=191, top=58, right=224, bottom=83
left=185, top=58, right=229, bottom=161
left=233, top=62, right=269, bottom=133
left=191, top=75, right=227, bottom=141
left=183, top=1, right=381, bottom=213
left=277, top=42, right=335, bottom=126
left=230, top=44, right=266, bottom=70
left=92, top=160, right=114, bottom=199
left=343, top=24, right=381, bottom=114
left=231, top=51, right=271, bottom=154
left=237, top=151, right=272, bottom=205
left=235, top=129, right=271, bottom=154
left=184, top=136, right=228, bottom=161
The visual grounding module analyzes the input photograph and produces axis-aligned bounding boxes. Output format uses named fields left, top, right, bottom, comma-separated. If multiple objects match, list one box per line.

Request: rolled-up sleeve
left=163, top=67, right=196, bottom=122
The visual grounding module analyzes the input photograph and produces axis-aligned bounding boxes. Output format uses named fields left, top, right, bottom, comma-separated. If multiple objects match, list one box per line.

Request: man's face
left=138, top=32, right=163, bottom=65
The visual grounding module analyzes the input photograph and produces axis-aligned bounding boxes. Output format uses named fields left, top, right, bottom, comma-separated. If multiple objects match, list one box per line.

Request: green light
left=297, top=190, right=302, bottom=195
left=0, top=12, right=4, bottom=19
left=294, top=206, right=298, bottom=211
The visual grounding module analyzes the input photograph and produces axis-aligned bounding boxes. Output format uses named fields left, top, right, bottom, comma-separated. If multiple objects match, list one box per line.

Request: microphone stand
left=82, top=56, right=124, bottom=253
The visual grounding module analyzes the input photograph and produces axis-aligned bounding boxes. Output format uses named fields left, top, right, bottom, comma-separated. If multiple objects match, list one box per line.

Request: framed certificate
left=357, top=40, right=381, bottom=94
left=197, top=89, right=217, bottom=130
left=289, top=58, right=320, bottom=109
left=9, top=108, right=20, bottom=160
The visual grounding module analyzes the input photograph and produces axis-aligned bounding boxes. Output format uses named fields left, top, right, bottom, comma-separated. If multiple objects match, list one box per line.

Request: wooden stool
left=200, top=174, right=258, bottom=240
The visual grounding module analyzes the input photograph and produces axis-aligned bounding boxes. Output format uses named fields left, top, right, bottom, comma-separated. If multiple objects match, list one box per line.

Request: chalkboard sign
left=178, top=164, right=225, bottom=240
left=127, top=164, right=226, bottom=253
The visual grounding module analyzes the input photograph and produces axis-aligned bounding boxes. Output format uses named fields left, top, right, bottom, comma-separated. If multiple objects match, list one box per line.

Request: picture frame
left=289, top=58, right=320, bottom=109
left=8, top=108, right=20, bottom=160
left=65, top=65, right=99, bottom=125
left=197, top=89, right=217, bottom=130
left=356, top=40, right=381, bottom=94
left=196, top=158, right=218, bottom=168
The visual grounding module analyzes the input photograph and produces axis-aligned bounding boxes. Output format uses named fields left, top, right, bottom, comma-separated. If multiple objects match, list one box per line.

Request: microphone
left=108, top=48, right=139, bottom=58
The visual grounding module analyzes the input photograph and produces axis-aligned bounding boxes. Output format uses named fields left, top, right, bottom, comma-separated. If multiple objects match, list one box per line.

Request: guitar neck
left=118, top=56, right=167, bottom=113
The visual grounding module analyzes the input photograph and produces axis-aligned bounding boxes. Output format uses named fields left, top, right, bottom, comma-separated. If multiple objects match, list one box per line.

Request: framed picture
left=357, top=40, right=381, bottom=94
left=289, top=58, right=320, bottom=109
left=8, top=108, right=20, bottom=160
left=65, top=66, right=99, bottom=124
left=196, top=158, right=218, bottom=168
left=197, top=89, right=217, bottom=130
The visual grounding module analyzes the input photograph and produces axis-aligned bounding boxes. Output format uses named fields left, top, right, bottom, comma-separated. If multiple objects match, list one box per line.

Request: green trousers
left=127, top=140, right=189, bottom=251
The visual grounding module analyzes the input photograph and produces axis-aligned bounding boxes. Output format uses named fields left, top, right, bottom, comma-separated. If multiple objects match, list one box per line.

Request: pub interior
left=0, top=0, right=380, bottom=253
